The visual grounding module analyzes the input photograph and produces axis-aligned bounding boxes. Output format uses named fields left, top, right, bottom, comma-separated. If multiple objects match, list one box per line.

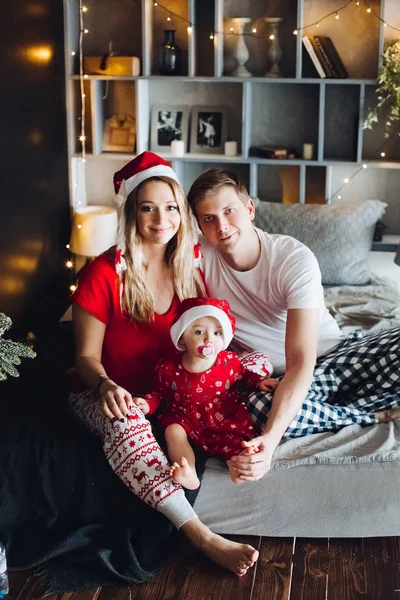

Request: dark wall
left=0, top=1, right=70, bottom=329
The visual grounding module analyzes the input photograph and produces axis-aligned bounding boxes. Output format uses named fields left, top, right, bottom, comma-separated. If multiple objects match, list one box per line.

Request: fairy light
left=269, top=34, right=275, bottom=40
left=71, top=51, right=76, bottom=56
left=152, top=0, right=400, bottom=41
left=70, top=285, right=77, bottom=292
left=329, top=130, right=398, bottom=203
left=82, top=6, right=88, bottom=12
left=66, top=244, right=70, bottom=249
left=66, top=260, right=74, bottom=269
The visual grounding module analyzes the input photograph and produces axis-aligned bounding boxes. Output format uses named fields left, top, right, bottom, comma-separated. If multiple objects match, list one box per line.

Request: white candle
left=170, top=140, right=185, bottom=156
left=303, top=143, right=313, bottom=160
left=224, top=141, right=238, bottom=157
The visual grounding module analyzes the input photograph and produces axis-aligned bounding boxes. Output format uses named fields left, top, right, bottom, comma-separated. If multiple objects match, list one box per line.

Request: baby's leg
left=165, top=424, right=200, bottom=490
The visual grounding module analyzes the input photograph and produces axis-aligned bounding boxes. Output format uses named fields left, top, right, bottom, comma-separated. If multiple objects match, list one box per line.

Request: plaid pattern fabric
left=246, top=327, right=400, bottom=438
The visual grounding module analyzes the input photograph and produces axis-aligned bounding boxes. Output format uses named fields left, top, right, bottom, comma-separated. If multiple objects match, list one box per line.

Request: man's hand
left=229, top=436, right=276, bottom=481
left=132, top=396, right=150, bottom=415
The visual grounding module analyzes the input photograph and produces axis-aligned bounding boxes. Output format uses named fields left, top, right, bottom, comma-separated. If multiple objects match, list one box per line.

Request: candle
left=224, top=141, right=238, bottom=157
left=170, top=140, right=185, bottom=156
left=303, top=143, right=313, bottom=160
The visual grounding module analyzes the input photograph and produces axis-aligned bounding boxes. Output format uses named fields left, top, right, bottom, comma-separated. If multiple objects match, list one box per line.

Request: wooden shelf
left=64, top=0, right=400, bottom=232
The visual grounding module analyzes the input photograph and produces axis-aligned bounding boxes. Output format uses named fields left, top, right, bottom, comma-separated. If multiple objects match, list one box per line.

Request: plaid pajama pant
left=246, top=326, right=400, bottom=438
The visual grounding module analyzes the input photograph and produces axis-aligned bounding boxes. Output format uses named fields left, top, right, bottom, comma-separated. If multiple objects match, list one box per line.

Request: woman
left=69, top=152, right=258, bottom=576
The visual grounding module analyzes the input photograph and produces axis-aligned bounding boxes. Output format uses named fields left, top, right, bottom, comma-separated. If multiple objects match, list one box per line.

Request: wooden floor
left=8, top=536, right=400, bottom=600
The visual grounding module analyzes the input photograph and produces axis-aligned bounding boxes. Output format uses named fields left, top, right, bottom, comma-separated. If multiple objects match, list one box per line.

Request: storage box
left=84, top=56, right=140, bottom=76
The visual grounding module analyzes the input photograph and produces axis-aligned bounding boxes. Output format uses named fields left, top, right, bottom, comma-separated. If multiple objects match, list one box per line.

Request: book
left=302, top=36, right=326, bottom=78
left=250, top=146, right=295, bottom=159
left=313, top=36, right=348, bottom=79
left=311, top=36, right=338, bottom=78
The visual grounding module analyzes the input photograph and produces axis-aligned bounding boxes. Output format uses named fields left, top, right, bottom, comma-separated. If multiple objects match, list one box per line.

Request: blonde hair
left=120, top=176, right=205, bottom=321
left=187, top=168, right=249, bottom=215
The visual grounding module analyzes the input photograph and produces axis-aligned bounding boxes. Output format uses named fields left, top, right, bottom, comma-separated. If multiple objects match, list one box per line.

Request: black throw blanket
left=0, top=327, right=205, bottom=592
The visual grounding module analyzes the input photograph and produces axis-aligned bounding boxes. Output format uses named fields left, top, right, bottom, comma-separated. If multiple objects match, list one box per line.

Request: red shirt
left=72, top=253, right=180, bottom=395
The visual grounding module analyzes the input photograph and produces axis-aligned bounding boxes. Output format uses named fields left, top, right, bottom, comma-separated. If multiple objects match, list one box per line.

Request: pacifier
left=199, top=345, right=215, bottom=357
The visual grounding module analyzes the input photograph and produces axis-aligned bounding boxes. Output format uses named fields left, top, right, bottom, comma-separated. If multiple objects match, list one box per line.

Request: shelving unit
left=63, top=0, right=400, bottom=232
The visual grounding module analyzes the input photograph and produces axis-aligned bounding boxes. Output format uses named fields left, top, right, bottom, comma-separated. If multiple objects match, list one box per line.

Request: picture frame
left=150, top=105, right=189, bottom=153
left=102, top=113, right=136, bottom=153
left=190, top=105, right=228, bottom=154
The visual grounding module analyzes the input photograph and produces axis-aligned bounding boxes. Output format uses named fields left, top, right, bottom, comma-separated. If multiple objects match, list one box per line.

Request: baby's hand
left=132, top=397, right=150, bottom=415
left=259, top=378, right=280, bottom=394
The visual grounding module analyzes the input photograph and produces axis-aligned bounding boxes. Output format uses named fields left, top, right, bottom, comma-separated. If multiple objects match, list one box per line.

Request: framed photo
left=150, top=105, right=189, bottom=153
left=190, top=105, right=228, bottom=154
left=102, top=113, right=136, bottom=153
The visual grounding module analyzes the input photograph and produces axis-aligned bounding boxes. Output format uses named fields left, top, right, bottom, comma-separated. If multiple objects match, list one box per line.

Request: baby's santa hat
left=112, top=151, right=179, bottom=273
left=170, top=297, right=236, bottom=351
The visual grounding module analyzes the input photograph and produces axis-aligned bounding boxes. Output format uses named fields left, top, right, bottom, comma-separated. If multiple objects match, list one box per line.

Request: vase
left=264, top=17, right=284, bottom=78
left=231, top=17, right=252, bottom=77
left=158, top=30, right=182, bottom=76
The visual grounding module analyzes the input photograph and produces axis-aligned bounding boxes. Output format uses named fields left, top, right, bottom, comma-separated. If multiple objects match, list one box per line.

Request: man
left=187, top=169, right=400, bottom=482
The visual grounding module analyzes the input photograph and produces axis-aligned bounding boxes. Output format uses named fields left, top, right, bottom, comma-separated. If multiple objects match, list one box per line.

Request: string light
left=66, top=261, right=74, bottom=269
left=152, top=0, right=400, bottom=39
left=329, top=130, right=399, bottom=202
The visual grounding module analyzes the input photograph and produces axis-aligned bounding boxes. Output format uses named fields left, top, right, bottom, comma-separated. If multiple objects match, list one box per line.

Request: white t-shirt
left=199, top=228, right=342, bottom=375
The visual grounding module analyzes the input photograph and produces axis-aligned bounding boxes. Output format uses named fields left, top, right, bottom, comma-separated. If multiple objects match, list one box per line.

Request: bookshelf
left=63, top=0, right=400, bottom=234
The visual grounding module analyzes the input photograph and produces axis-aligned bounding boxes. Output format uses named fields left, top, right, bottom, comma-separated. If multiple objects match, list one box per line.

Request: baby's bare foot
left=169, top=457, right=200, bottom=490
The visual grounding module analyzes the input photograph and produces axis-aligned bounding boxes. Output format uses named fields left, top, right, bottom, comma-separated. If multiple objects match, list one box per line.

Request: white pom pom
left=113, top=193, right=125, bottom=208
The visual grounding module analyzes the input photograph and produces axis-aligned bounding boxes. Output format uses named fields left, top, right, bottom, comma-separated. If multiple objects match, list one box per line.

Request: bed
left=195, top=199, right=400, bottom=538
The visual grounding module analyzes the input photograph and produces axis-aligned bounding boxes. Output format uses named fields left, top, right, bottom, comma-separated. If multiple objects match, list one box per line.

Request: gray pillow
left=254, top=200, right=387, bottom=285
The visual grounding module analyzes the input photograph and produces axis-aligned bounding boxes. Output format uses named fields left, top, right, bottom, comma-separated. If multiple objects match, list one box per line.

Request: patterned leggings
left=69, top=390, right=196, bottom=529
left=247, top=327, right=400, bottom=437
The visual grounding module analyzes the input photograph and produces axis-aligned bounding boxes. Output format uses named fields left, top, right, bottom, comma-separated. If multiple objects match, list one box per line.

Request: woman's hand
left=97, top=379, right=133, bottom=420
left=259, top=378, right=280, bottom=393
left=132, top=397, right=150, bottom=415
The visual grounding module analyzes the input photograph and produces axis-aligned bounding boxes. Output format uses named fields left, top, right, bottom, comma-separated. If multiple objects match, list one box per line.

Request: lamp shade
left=395, top=244, right=400, bottom=267
left=70, top=206, right=118, bottom=257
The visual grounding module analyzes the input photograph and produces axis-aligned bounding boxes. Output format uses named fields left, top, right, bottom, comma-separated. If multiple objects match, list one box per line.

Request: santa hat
left=170, top=297, right=236, bottom=351
left=112, top=152, right=179, bottom=273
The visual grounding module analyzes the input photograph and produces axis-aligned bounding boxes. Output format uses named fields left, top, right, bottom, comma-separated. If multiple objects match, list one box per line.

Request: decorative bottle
left=0, top=542, right=9, bottom=599
left=158, top=30, right=182, bottom=75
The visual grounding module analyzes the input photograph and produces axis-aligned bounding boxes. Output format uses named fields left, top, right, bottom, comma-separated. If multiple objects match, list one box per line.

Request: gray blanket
left=324, top=275, right=400, bottom=336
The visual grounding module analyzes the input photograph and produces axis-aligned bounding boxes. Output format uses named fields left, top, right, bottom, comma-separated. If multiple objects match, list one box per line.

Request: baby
left=133, top=297, right=279, bottom=489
